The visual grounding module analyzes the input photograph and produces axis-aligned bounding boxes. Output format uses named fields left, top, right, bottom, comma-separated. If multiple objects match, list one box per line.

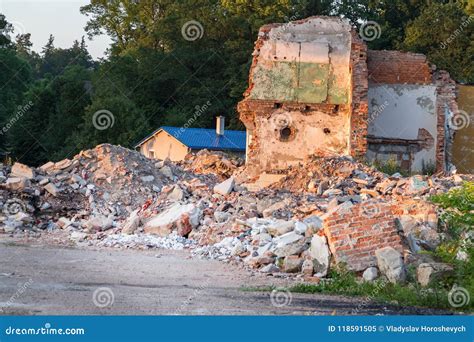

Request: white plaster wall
left=255, top=109, right=350, bottom=171
left=368, top=84, right=438, bottom=171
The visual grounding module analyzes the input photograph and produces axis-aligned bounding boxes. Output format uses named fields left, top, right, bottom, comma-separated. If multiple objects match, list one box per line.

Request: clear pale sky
left=0, top=0, right=111, bottom=59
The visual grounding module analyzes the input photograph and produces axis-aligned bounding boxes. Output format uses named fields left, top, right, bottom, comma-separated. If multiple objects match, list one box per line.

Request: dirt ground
left=0, top=236, right=448, bottom=315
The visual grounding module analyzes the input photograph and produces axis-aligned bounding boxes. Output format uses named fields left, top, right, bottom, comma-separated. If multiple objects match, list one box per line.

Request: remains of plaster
left=239, top=17, right=457, bottom=177
left=367, top=84, right=437, bottom=173
left=239, top=17, right=366, bottom=176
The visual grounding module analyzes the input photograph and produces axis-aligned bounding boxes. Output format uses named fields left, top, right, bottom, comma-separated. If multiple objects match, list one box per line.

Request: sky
left=0, top=0, right=111, bottom=59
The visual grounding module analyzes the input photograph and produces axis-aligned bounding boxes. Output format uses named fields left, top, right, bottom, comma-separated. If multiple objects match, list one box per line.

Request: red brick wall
left=350, top=32, right=369, bottom=158
left=323, top=201, right=404, bottom=271
left=368, top=50, right=432, bottom=85
left=433, top=70, right=458, bottom=172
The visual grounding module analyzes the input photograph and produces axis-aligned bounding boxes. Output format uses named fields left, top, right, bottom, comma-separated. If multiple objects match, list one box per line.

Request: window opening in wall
left=280, top=127, right=292, bottom=142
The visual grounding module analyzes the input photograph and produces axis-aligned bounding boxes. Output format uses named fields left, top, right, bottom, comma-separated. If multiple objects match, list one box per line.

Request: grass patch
left=289, top=268, right=453, bottom=310
left=370, top=158, right=409, bottom=177
left=240, top=285, right=275, bottom=292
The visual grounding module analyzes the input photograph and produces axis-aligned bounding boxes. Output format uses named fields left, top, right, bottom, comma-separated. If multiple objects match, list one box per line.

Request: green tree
left=69, top=95, right=149, bottom=151
left=402, top=2, right=474, bottom=83
left=8, top=80, right=53, bottom=164
left=39, top=34, right=95, bottom=77
left=45, top=65, right=93, bottom=160
left=0, top=50, right=31, bottom=150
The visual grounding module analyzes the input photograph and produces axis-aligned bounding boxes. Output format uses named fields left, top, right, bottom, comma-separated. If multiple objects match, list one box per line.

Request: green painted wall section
left=250, top=62, right=297, bottom=101
left=297, top=63, right=329, bottom=103
left=249, top=60, right=348, bottom=104
left=327, top=73, right=349, bottom=104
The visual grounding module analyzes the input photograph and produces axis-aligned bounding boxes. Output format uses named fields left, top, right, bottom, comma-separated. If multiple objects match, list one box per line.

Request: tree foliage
left=0, top=0, right=472, bottom=165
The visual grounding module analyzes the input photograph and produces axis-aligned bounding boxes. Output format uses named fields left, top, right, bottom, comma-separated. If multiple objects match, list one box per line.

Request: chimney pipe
left=216, top=116, right=225, bottom=136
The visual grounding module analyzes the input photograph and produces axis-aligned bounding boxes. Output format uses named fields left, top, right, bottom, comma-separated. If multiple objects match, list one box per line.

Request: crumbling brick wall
left=368, top=50, right=432, bottom=85
left=349, top=31, right=369, bottom=158
left=323, top=201, right=404, bottom=271
left=367, top=50, right=457, bottom=173
left=433, top=70, right=459, bottom=172
left=239, top=17, right=367, bottom=177
left=239, top=18, right=457, bottom=176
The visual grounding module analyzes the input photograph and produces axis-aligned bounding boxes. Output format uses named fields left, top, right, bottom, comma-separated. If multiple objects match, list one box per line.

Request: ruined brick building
left=238, top=17, right=459, bottom=177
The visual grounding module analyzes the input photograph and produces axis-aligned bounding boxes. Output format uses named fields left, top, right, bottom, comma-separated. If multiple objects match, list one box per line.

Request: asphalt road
left=0, top=237, right=446, bottom=315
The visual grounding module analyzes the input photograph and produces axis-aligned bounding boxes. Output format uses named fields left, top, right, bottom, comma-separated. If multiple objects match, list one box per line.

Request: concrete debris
left=362, top=267, right=379, bottom=282
left=0, top=144, right=216, bottom=235
left=271, top=231, right=307, bottom=257
left=97, top=233, right=195, bottom=250
left=417, top=263, right=454, bottom=287
left=5, top=177, right=29, bottom=191
left=0, top=144, right=470, bottom=281
left=267, top=220, right=295, bottom=236
left=280, top=255, right=303, bottom=273
left=308, top=235, right=331, bottom=277
left=182, top=149, right=243, bottom=180
left=84, top=214, right=115, bottom=231
left=144, top=203, right=201, bottom=237
left=375, top=247, right=406, bottom=284
left=44, top=183, right=60, bottom=197
left=11, top=162, right=35, bottom=179
left=213, top=177, right=235, bottom=195
left=121, top=209, right=141, bottom=235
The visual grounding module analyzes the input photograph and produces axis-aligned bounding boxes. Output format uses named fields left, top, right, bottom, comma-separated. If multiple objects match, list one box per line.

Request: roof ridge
left=135, top=126, right=246, bottom=151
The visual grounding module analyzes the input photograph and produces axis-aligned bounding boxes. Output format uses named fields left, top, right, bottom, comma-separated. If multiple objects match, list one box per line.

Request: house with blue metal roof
left=135, top=117, right=246, bottom=161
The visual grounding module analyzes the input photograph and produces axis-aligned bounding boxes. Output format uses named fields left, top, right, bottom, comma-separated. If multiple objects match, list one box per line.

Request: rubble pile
left=181, top=149, right=244, bottom=180
left=95, top=233, right=195, bottom=250
left=269, top=155, right=471, bottom=200
left=0, top=144, right=217, bottom=234
left=1, top=144, right=471, bottom=285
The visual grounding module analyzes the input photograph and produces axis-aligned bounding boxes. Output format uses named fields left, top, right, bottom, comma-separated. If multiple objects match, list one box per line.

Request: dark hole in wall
left=280, top=127, right=292, bottom=142
left=274, top=102, right=282, bottom=109
left=324, top=128, right=331, bottom=134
